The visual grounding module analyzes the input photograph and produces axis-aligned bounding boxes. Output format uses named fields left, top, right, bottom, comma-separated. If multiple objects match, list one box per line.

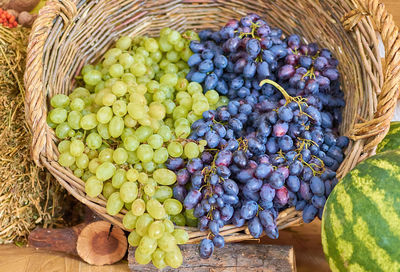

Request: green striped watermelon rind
left=321, top=150, right=400, bottom=272
left=376, top=122, right=400, bottom=153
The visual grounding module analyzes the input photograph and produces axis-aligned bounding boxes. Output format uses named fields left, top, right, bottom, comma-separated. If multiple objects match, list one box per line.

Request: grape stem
left=259, top=79, right=313, bottom=120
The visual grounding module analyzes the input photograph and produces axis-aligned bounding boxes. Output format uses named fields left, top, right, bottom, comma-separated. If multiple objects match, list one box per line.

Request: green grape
left=111, top=81, right=127, bottom=97
left=126, top=168, right=139, bottom=182
left=109, top=63, right=124, bottom=78
left=123, top=210, right=138, bottom=230
left=165, top=246, right=183, bottom=268
left=157, top=232, right=176, bottom=252
left=164, top=63, right=178, bottom=74
left=80, top=113, right=98, bottom=130
left=112, top=168, right=127, bottom=188
left=146, top=199, right=166, bottom=220
left=120, top=181, right=138, bottom=203
left=137, top=144, right=154, bottom=163
left=142, top=161, right=156, bottom=173
left=109, top=116, right=124, bottom=138
left=174, top=39, right=185, bottom=52
left=153, top=169, right=176, bottom=185
left=134, top=126, right=153, bottom=142
left=174, top=118, right=190, bottom=129
left=138, top=235, right=157, bottom=255
left=68, top=130, right=76, bottom=138
left=128, top=230, right=141, bottom=247
left=124, top=115, right=137, bottom=128
left=173, top=229, right=189, bottom=244
left=99, top=148, right=114, bottom=162
left=112, top=100, right=127, bottom=117
left=167, top=30, right=181, bottom=45
left=58, top=140, right=71, bottom=153
left=163, top=99, right=176, bottom=115
left=163, top=199, right=183, bottom=215
left=136, top=47, right=149, bottom=57
left=97, top=123, right=111, bottom=139
left=218, top=95, right=229, bottom=106
left=88, top=158, right=101, bottom=174
left=85, top=176, right=103, bottom=198
left=159, top=37, right=173, bottom=52
left=160, top=73, right=178, bottom=87
left=187, top=111, right=200, bottom=124
left=126, top=150, right=138, bottom=164
left=153, top=147, right=168, bottom=164
left=172, top=105, right=188, bottom=120
left=82, top=171, right=93, bottom=181
left=152, top=248, right=167, bottom=269
left=76, top=153, right=89, bottom=169
left=146, top=80, right=159, bottom=93
left=102, top=181, right=115, bottom=199
left=81, top=64, right=94, bottom=75
left=96, top=161, right=116, bottom=181
left=136, top=213, right=154, bottom=236
left=119, top=53, right=134, bottom=69
left=55, top=123, right=71, bottom=139
left=47, top=116, right=57, bottom=128
left=70, top=87, right=90, bottom=100
left=122, top=73, right=136, bottom=86
left=149, top=102, right=166, bottom=120
left=74, top=168, right=83, bottom=178
left=150, top=52, right=162, bottom=64
left=144, top=38, right=159, bottom=53
left=83, top=70, right=102, bottom=86
left=67, top=111, right=81, bottom=130
left=134, top=163, right=143, bottom=171
left=148, top=221, right=165, bottom=240
left=106, top=192, right=124, bottom=215
left=187, top=81, right=202, bottom=94
left=131, top=198, right=146, bottom=216
left=96, top=106, right=113, bottom=124
left=113, top=147, right=128, bottom=164
left=144, top=184, right=155, bottom=197
left=49, top=108, right=68, bottom=124
left=121, top=127, right=135, bottom=140
left=51, top=94, right=70, bottom=108
left=59, top=152, right=75, bottom=167
left=175, top=125, right=190, bottom=139
left=123, top=136, right=139, bottom=152
left=105, top=48, right=122, bottom=60
left=192, top=101, right=209, bottom=116
left=147, top=134, right=163, bottom=149
left=154, top=186, right=173, bottom=203
left=129, top=93, right=147, bottom=106
left=170, top=213, right=186, bottom=226
left=135, top=247, right=151, bottom=265
left=157, top=125, right=172, bottom=142
left=205, top=89, right=219, bottom=105
left=138, top=171, right=148, bottom=183
left=183, top=142, right=199, bottom=159
left=116, top=36, right=132, bottom=50
left=163, top=218, right=174, bottom=233
left=166, top=50, right=180, bottom=63
left=86, top=132, right=102, bottom=150
left=102, top=92, right=117, bottom=106
left=184, top=29, right=199, bottom=41
left=130, top=62, right=147, bottom=77
left=70, top=139, right=85, bottom=157
left=147, top=178, right=157, bottom=187
left=180, top=47, right=193, bottom=62
left=167, top=141, right=183, bottom=158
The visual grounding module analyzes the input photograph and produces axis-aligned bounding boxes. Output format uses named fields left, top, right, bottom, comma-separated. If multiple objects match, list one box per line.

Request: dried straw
left=0, top=25, right=65, bottom=244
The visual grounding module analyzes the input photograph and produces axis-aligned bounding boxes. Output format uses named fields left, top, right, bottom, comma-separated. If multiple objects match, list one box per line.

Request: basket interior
left=43, top=0, right=379, bottom=179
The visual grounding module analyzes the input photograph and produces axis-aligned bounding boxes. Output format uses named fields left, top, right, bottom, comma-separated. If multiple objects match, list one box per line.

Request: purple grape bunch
left=169, top=13, right=349, bottom=259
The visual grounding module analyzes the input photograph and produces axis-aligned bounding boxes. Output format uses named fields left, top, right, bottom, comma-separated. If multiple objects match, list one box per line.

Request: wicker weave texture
left=25, top=0, right=400, bottom=243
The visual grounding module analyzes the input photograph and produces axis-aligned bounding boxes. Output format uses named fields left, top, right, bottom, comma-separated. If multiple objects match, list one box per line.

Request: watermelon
left=376, top=122, right=400, bottom=153
left=322, top=150, right=400, bottom=271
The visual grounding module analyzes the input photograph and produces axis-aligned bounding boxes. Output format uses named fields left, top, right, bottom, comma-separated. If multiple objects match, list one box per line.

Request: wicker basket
left=25, top=0, right=400, bottom=244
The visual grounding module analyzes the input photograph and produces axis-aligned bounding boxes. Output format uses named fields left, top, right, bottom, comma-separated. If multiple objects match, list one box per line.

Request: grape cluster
left=48, top=28, right=228, bottom=269
left=171, top=14, right=349, bottom=259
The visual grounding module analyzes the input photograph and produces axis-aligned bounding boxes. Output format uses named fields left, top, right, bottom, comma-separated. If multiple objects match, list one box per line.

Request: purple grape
left=248, top=217, right=263, bottom=238
left=199, top=239, right=214, bottom=259
left=260, top=183, right=276, bottom=202
left=212, top=235, right=225, bottom=248
left=184, top=190, right=202, bottom=209
left=240, top=200, right=258, bottom=220
left=274, top=187, right=289, bottom=206
left=173, top=185, right=187, bottom=203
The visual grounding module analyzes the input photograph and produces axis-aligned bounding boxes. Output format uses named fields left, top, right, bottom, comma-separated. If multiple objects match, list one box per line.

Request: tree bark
left=128, top=243, right=296, bottom=272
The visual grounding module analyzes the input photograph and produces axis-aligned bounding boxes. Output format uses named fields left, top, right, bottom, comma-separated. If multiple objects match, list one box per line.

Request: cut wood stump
left=28, top=220, right=128, bottom=265
left=128, top=243, right=296, bottom=272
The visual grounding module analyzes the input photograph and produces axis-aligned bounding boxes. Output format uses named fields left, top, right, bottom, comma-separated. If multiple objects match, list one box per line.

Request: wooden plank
left=128, top=243, right=295, bottom=272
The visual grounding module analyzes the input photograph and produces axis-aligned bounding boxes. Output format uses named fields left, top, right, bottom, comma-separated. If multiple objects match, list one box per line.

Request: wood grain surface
left=0, top=1, right=399, bottom=271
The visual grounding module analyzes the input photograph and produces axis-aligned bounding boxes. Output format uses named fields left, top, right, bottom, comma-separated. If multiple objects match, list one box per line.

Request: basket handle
left=342, top=0, right=400, bottom=152
left=24, top=0, right=78, bottom=166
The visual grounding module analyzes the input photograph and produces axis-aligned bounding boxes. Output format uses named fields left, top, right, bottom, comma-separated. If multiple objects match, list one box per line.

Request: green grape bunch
left=47, top=27, right=228, bottom=269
